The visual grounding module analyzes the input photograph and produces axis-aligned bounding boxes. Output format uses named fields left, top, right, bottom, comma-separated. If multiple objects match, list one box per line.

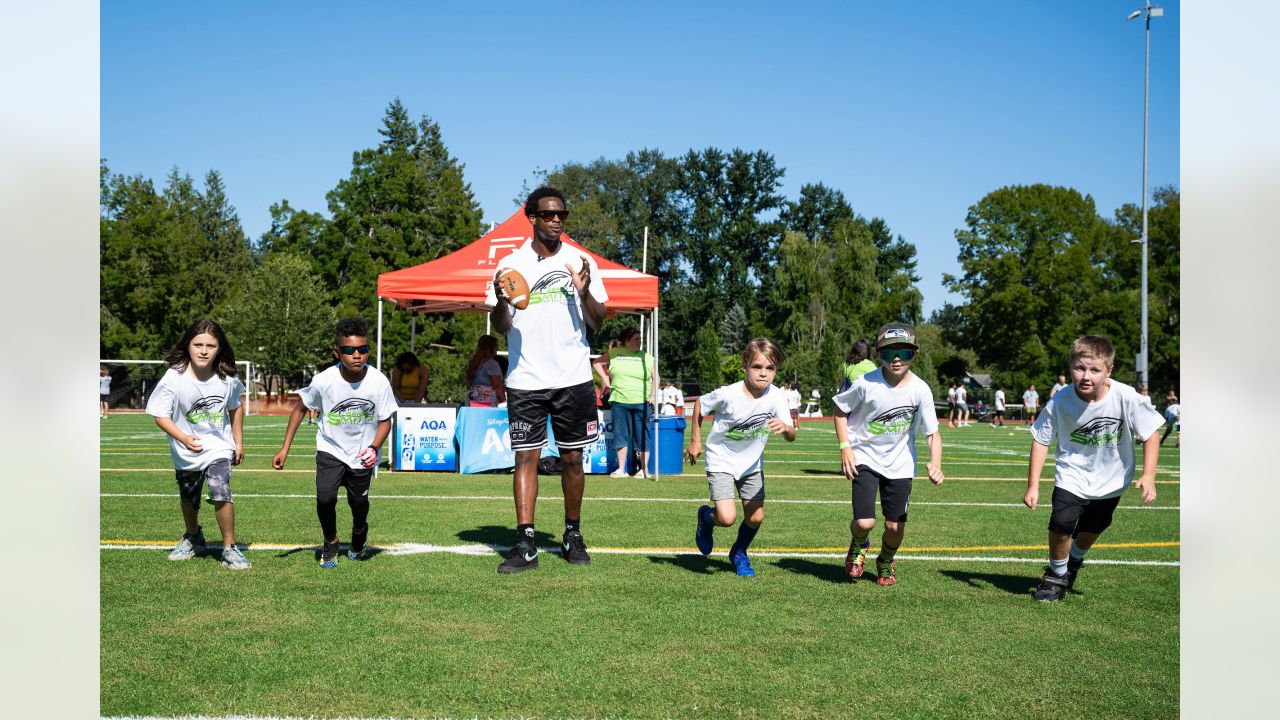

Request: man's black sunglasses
left=534, top=210, right=569, bottom=221
left=337, top=344, right=370, bottom=355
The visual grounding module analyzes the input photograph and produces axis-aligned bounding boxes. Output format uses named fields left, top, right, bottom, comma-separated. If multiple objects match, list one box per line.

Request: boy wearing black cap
left=832, top=322, right=945, bottom=586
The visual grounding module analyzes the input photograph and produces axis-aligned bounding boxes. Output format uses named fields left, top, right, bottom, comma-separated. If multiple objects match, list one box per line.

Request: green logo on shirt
left=724, top=412, right=775, bottom=441
left=185, top=396, right=225, bottom=426
left=326, top=398, right=376, bottom=426
left=867, top=406, right=915, bottom=435
left=1069, top=417, right=1122, bottom=446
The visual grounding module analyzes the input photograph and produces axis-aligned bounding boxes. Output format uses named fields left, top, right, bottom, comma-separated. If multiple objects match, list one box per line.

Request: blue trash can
left=646, top=416, right=686, bottom=475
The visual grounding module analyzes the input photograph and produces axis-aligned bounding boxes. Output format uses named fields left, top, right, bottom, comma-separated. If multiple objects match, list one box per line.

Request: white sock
left=1049, top=557, right=1069, bottom=576
left=1069, top=541, right=1088, bottom=562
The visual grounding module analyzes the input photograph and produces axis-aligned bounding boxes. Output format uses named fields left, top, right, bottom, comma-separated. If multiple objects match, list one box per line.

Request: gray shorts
left=707, top=470, right=765, bottom=502
left=956, top=401, right=969, bottom=412
left=175, top=458, right=232, bottom=509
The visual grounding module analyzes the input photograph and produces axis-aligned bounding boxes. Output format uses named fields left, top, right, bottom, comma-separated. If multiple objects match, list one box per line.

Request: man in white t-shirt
left=100, top=366, right=112, bottom=418
left=1024, top=335, right=1164, bottom=602
left=1022, top=385, right=1039, bottom=424
left=1050, top=374, right=1068, bottom=400
left=946, top=382, right=957, bottom=427
left=486, top=187, right=608, bottom=574
left=833, top=322, right=945, bottom=586
left=954, top=383, right=969, bottom=427
left=685, top=339, right=796, bottom=577
left=273, top=317, right=398, bottom=569
left=992, top=385, right=1006, bottom=427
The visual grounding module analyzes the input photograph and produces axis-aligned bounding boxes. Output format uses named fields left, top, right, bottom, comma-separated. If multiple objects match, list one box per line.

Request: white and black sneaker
left=498, top=539, right=539, bottom=574
left=561, top=530, right=591, bottom=566
left=1033, top=568, right=1069, bottom=602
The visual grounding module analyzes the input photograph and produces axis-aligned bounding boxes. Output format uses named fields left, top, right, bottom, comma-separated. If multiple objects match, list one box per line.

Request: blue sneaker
left=220, top=545, right=251, bottom=570
left=167, top=527, right=205, bottom=561
left=695, top=505, right=714, bottom=555
left=729, top=549, right=755, bottom=577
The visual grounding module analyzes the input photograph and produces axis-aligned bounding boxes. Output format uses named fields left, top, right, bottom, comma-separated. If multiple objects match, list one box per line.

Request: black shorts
left=315, top=451, right=372, bottom=500
left=506, top=380, right=599, bottom=452
left=1048, top=487, right=1121, bottom=535
left=852, top=465, right=912, bottom=522
left=175, top=458, right=232, bottom=509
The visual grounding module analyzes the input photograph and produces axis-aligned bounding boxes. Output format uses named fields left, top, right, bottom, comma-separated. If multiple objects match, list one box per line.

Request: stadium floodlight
left=1128, top=1, right=1162, bottom=385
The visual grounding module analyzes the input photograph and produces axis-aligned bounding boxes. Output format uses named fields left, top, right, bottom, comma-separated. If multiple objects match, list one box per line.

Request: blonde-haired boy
left=1024, top=335, right=1165, bottom=601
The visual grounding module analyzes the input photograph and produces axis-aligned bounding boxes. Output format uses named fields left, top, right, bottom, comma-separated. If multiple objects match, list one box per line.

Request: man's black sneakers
left=1066, top=556, right=1084, bottom=590
left=498, top=539, right=539, bottom=574
left=561, top=529, right=591, bottom=565
left=1033, top=568, right=1069, bottom=602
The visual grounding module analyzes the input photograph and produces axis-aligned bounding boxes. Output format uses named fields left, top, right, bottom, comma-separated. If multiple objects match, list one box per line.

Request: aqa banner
left=455, top=407, right=560, bottom=474
left=393, top=406, right=458, bottom=471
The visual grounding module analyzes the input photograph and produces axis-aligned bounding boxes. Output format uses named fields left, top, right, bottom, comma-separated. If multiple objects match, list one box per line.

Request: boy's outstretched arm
left=272, top=400, right=309, bottom=470
left=1024, top=441, right=1050, bottom=509
left=924, top=431, right=944, bottom=484
left=833, top=406, right=858, bottom=481
left=1134, top=433, right=1159, bottom=504
left=684, top=397, right=704, bottom=463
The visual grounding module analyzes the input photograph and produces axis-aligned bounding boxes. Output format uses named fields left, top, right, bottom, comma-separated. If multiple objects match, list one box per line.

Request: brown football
left=497, top=268, right=531, bottom=310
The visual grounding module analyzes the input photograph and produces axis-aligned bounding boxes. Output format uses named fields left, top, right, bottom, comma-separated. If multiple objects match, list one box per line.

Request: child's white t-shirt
left=947, top=387, right=956, bottom=402
left=1031, top=380, right=1165, bottom=500
left=297, top=365, right=399, bottom=469
left=995, top=389, right=1006, bottom=411
left=99, top=374, right=112, bottom=394
left=700, top=382, right=793, bottom=479
left=1022, top=389, right=1038, bottom=407
left=483, top=241, right=610, bottom=391
left=146, top=367, right=245, bottom=471
left=832, top=369, right=939, bottom=480
left=955, top=386, right=967, bottom=403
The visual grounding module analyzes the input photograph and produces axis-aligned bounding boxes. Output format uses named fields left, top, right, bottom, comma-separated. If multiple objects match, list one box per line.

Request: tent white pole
left=650, top=303, right=660, bottom=482
left=375, top=298, right=384, bottom=479
left=410, top=314, right=416, bottom=353
left=639, top=226, right=649, bottom=343
left=246, top=362, right=253, bottom=415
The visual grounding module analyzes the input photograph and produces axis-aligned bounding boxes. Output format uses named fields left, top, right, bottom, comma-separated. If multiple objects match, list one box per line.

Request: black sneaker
left=320, top=539, right=340, bottom=570
left=498, top=539, right=539, bottom=574
left=1066, top=556, right=1084, bottom=590
left=561, top=529, right=591, bottom=565
left=1033, top=568, right=1069, bottom=602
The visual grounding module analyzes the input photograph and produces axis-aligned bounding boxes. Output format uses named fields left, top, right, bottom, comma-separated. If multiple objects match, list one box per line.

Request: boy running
left=273, top=318, right=398, bottom=569
left=1023, top=335, right=1164, bottom=601
left=833, top=322, right=944, bottom=586
left=685, top=339, right=796, bottom=577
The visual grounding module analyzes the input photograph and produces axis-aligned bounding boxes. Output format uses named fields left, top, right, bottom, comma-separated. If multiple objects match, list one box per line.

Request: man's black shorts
left=852, top=464, right=911, bottom=523
left=316, top=451, right=372, bottom=500
left=1048, top=487, right=1121, bottom=535
left=506, top=380, right=599, bottom=452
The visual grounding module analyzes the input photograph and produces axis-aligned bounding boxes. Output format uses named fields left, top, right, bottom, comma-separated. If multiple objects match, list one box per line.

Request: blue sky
left=101, top=1, right=1179, bottom=315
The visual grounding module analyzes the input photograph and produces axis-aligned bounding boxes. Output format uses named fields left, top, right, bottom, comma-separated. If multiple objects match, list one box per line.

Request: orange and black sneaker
left=845, top=539, right=869, bottom=579
left=875, top=555, right=897, bottom=586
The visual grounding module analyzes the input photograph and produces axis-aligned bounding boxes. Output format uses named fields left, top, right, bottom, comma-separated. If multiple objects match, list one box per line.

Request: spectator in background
left=992, top=385, right=1006, bottom=427
left=839, top=338, right=877, bottom=393
left=784, top=382, right=802, bottom=425
left=955, top=381, right=970, bottom=427
left=100, top=366, right=112, bottom=419
left=1022, top=384, right=1040, bottom=424
left=594, top=327, right=656, bottom=478
left=390, top=352, right=429, bottom=404
left=1160, top=389, right=1180, bottom=446
left=660, top=379, right=684, bottom=416
left=947, top=381, right=958, bottom=428
left=466, top=335, right=505, bottom=408
left=1050, top=374, right=1069, bottom=400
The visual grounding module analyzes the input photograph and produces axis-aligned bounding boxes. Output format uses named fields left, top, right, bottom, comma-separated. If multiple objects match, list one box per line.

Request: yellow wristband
left=838, top=440, right=851, bottom=449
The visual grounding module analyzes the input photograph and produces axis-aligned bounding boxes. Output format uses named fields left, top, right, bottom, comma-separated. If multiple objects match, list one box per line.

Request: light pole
left=1129, top=2, right=1162, bottom=386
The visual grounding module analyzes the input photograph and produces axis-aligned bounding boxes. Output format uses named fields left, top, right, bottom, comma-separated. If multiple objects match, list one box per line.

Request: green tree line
left=100, top=99, right=1179, bottom=405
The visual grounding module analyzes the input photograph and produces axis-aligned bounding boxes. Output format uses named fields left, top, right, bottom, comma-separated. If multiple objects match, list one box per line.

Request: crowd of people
left=136, top=185, right=1174, bottom=603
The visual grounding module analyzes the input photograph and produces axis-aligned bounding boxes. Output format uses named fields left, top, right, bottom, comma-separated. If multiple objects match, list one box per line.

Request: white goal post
left=98, top=359, right=256, bottom=414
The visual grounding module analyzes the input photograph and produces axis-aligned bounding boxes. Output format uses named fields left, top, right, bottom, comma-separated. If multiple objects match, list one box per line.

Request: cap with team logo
left=876, top=322, right=919, bottom=350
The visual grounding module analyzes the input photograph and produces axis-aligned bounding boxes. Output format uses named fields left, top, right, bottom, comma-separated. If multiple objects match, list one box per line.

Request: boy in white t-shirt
left=1024, top=335, right=1164, bottom=601
left=146, top=319, right=249, bottom=570
left=992, top=385, right=1006, bottom=427
left=685, top=339, right=796, bottom=577
left=273, top=318, right=398, bottom=569
left=1022, top=385, right=1039, bottom=424
left=660, top=379, right=684, bottom=416
left=833, top=322, right=944, bottom=586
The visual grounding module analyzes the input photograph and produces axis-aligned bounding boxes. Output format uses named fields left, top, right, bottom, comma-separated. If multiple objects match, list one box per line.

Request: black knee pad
left=316, top=489, right=339, bottom=506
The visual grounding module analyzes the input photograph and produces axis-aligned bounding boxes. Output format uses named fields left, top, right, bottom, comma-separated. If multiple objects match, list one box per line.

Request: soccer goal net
left=98, top=359, right=257, bottom=414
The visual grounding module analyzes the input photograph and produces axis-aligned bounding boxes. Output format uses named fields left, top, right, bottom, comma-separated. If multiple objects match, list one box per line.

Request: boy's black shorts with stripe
left=1048, top=487, right=1121, bottom=535
left=852, top=464, right=912, bottom=523
left=506, top=380, right=599, bottom=452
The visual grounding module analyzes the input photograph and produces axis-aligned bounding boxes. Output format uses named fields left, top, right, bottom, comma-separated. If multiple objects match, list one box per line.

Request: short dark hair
left=845, top=338, right=872, bottom=364
left=335, top=317, right=369, bottom=342
left=525, top=186, right=566, bottom=216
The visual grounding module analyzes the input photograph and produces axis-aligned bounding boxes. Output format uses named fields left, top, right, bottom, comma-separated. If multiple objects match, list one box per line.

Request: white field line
left=97, top=542, right=1180, bottom=567
left=99, top=491, right=1180, bottom=510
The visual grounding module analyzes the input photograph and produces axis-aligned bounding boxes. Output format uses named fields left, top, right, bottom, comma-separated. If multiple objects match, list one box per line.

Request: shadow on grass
left=774, top=557, right=850, bottom=584
left=455, top=525, right=556, bottom=555
left=646, top=554, right=730, bottom=575
left=270, top=544, right=386, bottom=561
left=938, top=569, right=1037, bottom=596
left=799, top=468, right=845, bottom=476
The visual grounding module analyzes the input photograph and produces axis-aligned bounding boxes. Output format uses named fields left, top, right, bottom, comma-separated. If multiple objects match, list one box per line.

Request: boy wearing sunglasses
left=273, top=317, right=398, bottom=569
left=832, top=322, right=944, bottom=586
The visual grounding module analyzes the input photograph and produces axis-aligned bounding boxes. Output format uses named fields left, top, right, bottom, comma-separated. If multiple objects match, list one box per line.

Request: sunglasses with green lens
left=337, top=344, right=370, bottom=356
left=880, top=347, right=916, bottom=362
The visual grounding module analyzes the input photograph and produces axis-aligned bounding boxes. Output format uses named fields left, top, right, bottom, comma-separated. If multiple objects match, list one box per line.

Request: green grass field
left=101, top=413, right=1180, bottom=719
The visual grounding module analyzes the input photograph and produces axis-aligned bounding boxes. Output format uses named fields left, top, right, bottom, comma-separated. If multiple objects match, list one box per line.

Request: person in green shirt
left=839, top=338, right=876, bottom=393
left=593, top=327, right=656, bottom=477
